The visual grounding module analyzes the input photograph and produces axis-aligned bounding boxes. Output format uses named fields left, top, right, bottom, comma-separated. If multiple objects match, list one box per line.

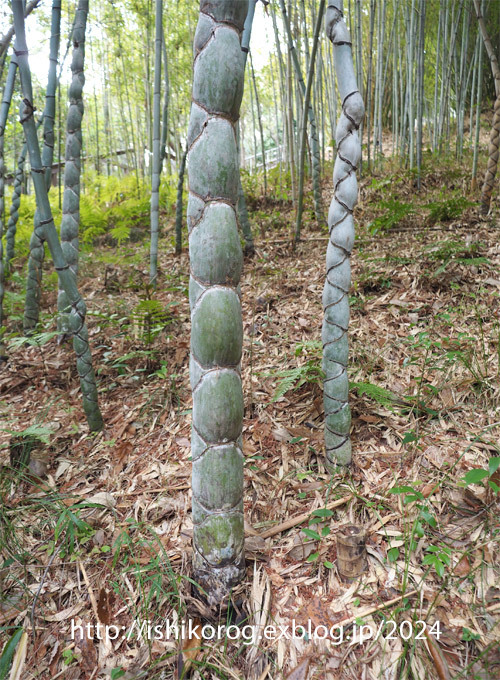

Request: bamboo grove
left=1, top=0, right=500, bottom=604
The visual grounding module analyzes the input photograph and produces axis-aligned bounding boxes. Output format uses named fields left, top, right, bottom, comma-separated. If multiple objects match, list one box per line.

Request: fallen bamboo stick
left=256, top=494, right=352, bottom=539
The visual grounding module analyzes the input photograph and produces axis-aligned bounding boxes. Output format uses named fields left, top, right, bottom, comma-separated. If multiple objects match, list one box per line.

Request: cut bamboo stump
left=336, top=524, right=366, bottom=581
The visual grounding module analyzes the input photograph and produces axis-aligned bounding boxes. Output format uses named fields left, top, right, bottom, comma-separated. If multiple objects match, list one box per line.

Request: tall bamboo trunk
left=249, top=51, right=267, bottom=195
left=323, top=0, right=364, bottom=468
left=174, top=146, right=187, bottom=255
left=150, top=0, right=162, bottom=286
left=236, top=0, right=256, bottom=256
left=160, top=24, right=169, bottom=172
left=472, top=4, right=485, bottom=190
left=0, top=55, right=17, bottom=358
left=57, top=0, right=86, bottom=333
left=280, top=0, right=324, bottom=226
left=23, top=0, right=61, bottom=333
left=12, top=0, right=103, bottom=432
left=365, top=0, right=375, bottom=171
left=416, top=0, right=426, bottom=189
left=295, top=0, right=326, bottom=242
left=187, top=0, right=247, bottom=605
left=473, top=0, right=500, bottom=214
left=5, top=141, right=27, bottom=273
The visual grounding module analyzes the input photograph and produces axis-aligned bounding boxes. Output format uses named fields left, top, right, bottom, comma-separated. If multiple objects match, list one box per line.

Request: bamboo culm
left=0, top=55, right=18, bottom=358
left=236, top=0, right=256, bottom=256
left=473, top=0, right=500, bottom=214
left=249, top=51, right=267, bottom=195
left=187, top=0, right=247, bottom=603
left=323, top=0, right=364, bottom=468
left=12, top=0, right=103, bottom=432
left=23, top=0, right=61, bottom=333
left=472, top=3, right=484, bottom=188
left=149, top=0, right=162, bottom=286
left=0, top=0, right=42, bottom=60
left=174, top=146, right=187, bottom=255
left=279, top=0, right=324, bottom=225
left=295, top=0, right=325, bottom=243
left=57, top=0, right=86, bottom=334
left=160, top=24, right=169, bottom=172
left=5, top=144, right=23, bottom=270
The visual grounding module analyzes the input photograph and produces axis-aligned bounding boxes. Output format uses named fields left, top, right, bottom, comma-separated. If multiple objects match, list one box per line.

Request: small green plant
left=462, top=457, right=500, bottom=494
left=0, top=628, right=24, bottom=679
left=367, top=200, right=414, bottom=234
left=3, top=423, right=54, bottom=445
left=3, top=423, right=54, bottom=471
left=302, top=507, right=335, bottom=568
left=425, top=197, right=472, bottom=224
left=152, top=361, right=169, bottom=380
left=107, top=349, right=157, bottom=375
left=350, top=380, right=400, bottom=409
left=78, top=172, right=177, bottom=247
left=110, top=519, right=184, bottom=655
left=386, top=483, right=438, bottom=567
left=8, top=329, right=58, bottom=351
left=422, top=543, right=452, bottom=579
left=267, top=165, right=293, bottom=203
left=62, top=648, right=78, bottom=666
left=462, top=628, right=481, bottom=642
left=50, top=505, right=96, bottom=559
left=270, top=340, right=324, bottom=401
left=130, top=287, right=177, bottom=345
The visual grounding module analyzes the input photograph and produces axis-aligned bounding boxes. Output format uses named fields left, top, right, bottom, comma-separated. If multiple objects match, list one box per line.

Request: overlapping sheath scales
left=323, top=1, right=364, bottom=467
left=188, top=1, right=247, bottom=604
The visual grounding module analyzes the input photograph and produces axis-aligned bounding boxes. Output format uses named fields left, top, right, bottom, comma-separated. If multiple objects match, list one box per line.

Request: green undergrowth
left=363, top=154, right=475, bottom=235
left=5, top=172, right=178, bottom=259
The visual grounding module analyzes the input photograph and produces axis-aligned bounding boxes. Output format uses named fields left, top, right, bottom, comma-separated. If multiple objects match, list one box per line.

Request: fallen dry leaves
left=0, top=162, right=499, bottom=679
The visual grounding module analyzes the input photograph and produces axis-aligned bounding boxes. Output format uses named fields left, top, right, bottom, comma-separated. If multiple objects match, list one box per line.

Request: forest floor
left=1, top=153, right=500, bottom=680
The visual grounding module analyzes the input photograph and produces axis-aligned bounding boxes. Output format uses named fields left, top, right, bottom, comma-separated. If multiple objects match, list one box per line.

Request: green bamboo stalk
left=57, top=0, right=86, bottom=335
left=188, top=0, right=248, bottom=604
left=366, top=0, right=375, bottom=170
left=295, top=0, right=325, bottom=243
left=473, top=0, right=500, bottom=214
left=6, top=119, right=44, bottom=274
left=323, top=0, right=364, bottom=468
left=0, top=0, right=42, bottom=60
left=5, top=141, right=26, bottom=274
left=472, top=4, right=484, bottom=188
left=0, top=55, right=18, bottom=358
left=416, top=0, right=426, bottom=189
left=174, top=146, right=187, bottom=255
left=23, top=0, right=61, bottom=333
left=280, top=0, right=324, bottom=225
left=150, top=0, right=162, bottom=286
left=236, top=0, right=256, bottom=256
left=249, top=51, right=267, bottom=195
left=160, top=24, right=169, bottom=172
left=12, top=0, right=103, bottom=432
